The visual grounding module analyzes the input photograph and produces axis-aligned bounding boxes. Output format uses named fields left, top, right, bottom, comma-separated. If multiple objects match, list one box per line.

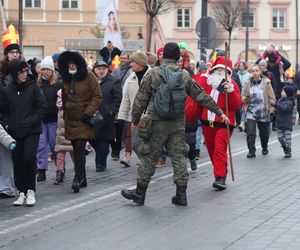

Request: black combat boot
left=71, top=176, right=85, bottom=193
left=37, top=169, right=46, bottom=182
left=212, top=177, right=226, bottom=190
left=284, top=147, right=292, bottom=158
left=121, top=183, right=148, bottom=205
left=80, top=172, right=87, bottom=188
left=247, top=150, right=256, bottom=158
left=172, top=184, right=187, bottom=206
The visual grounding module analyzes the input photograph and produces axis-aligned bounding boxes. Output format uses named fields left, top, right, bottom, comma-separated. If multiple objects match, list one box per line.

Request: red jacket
left=198, top=74, right=242, bottom=127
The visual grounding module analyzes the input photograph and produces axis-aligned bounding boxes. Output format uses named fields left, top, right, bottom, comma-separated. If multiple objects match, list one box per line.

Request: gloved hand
left=80, top=113, right=92, bottom=125
left=9, top=142, right=16, bottom=151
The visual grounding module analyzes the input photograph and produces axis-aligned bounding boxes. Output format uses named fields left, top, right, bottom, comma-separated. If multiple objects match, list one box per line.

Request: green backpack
left=153, top=66, right=187, bottom=119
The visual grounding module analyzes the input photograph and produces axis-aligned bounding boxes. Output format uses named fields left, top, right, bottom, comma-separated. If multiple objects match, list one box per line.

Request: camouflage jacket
left=132, top=59, right=223, bottom=125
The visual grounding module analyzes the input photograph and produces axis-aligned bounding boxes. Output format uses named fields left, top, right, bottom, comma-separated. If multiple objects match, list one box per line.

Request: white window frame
left=241, top=8, right=255, bottom=28
left=62, top=0, right=79, bottom=9
left=272, top=9, right=285, bottom=29
left=24, top=0, right=42, bottom=9
left=177, top=8, right=191, bottom=29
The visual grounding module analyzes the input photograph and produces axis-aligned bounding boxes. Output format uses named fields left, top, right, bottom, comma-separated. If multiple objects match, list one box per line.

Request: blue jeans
left=91, top=139, right=110, bottom=170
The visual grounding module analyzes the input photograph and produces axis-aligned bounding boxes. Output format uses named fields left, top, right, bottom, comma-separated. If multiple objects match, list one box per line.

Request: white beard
left=207, top=71, right=230, bottom=89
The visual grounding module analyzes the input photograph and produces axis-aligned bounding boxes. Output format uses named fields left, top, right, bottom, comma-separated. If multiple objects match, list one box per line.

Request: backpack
left=153, top=66, right=187, bottom=119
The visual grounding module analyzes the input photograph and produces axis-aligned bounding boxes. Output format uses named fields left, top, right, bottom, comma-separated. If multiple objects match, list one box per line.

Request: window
left=177, top=8, right=191, bottom=28
left=241, top=8, right=255, bottom=28
left=25, top=0, right=41, bottom=8
left=62, top=0, right=78, bottom=9
left=272, top=9, right=285, bottom=29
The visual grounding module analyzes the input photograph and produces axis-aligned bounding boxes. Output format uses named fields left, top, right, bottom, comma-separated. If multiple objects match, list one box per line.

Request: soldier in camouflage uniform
left=121, top=43, right=229, bottom=206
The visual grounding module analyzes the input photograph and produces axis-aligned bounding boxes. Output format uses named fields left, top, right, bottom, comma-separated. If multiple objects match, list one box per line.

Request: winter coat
left=118, top=68, right=151, bottom=122
left=59, top=51, right=102, bottom=141
left=39, top=75, right=62, bottom=123
left=0, top=123, right=15, bottom=149
left=0, top=74, right=13, bottom=121
left=0, top=124, right=15, bottom=196
left=256, top=56, right=291, bottom=98
left=296, top=71, right=300, bottom=90
left=93, top=73, right=122, bottom=140
left=112, top=64, right=132, bottom=87
left=54, top=109, right=73, bottom=152
left=3, top=74, right=47, bottom=139
left=275, top=97, right=294, bottom=131
left=242, top=76, right=276, bottom=116
left=99, top=47, right=121, bottom=64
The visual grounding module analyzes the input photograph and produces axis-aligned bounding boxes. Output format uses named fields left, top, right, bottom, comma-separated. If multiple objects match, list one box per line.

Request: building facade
left=158, top=0, right=299, bottom=67
left=1, top=0, right=146, bottom=60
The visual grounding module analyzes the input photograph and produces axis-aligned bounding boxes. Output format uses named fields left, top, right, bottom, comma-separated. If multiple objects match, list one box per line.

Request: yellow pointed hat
left=2, top=24, right=20, bottom=55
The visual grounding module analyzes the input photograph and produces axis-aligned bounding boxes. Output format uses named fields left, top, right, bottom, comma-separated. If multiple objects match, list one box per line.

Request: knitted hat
left=130, top=52, right=148, bottom=66
left=163, top=42, right=181, bottom=61
left=265, top=43, right=275, bottom=52
left=156, top=47, right=164, bottom=58
left=258, top=59, right=268, bottom=66
left=210, top=56, right=233, bottom=75
left=283, top=86, right=294, bottom=97
left=178, top=42, right=187, bottom=50
left=52, top=53, right=60, bottom=62
left=146, top=52, right=158, bottom=67
left=40, top=56, right=55, bottom=71
left=2, top=25, right=21, bottom=56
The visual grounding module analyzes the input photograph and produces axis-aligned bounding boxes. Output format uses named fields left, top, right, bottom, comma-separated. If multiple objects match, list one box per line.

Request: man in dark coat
left=91, top=60, right=122, bottom=172
left=99, top=41, right=121, bottom=64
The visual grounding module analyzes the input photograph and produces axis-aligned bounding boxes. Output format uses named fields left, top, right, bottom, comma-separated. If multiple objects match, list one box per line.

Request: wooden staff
left=224, top=42, right=235, bottom=181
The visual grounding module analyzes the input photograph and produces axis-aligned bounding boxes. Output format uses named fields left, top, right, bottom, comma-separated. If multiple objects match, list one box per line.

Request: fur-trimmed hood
left=58, top=51, right=87, bottom=83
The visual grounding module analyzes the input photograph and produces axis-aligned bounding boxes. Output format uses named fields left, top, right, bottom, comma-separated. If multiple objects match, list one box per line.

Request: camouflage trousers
left=137, top=120, right=189, bottom=186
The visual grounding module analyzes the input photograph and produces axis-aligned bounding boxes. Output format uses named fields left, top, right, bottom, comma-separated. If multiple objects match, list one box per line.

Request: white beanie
left=40, top=56, right=55, bottom=71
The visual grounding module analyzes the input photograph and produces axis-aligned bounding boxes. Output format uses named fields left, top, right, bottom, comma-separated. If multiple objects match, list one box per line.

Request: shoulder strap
left=120, top=66, right=131, bottom=82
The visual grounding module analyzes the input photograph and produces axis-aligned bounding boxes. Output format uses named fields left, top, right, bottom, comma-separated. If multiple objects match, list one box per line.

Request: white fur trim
left=210, top=64, right=232, bottom=75
left=207, top=89, right=219, bottom=121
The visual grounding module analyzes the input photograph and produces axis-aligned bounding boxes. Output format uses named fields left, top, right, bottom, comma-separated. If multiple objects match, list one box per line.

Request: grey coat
left=0, top=124, right=15, bottom=196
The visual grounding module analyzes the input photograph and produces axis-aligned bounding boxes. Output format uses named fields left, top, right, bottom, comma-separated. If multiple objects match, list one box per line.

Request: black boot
left=121, top=183, right=148, bottom=205
left=172, top=184, right=187, bottom=206
left=247, top=150, right=256, bottom=158
left=53, top=170, right=64, bottom=185
left=213, top=177, right=226, bottom=190
left=71, top=176, right=85, bottom=193
left=284, top=147, right=292, bottom=158
left=80, top=172, right=87, bottom=188
left=37, top=169, right=46, bottom=182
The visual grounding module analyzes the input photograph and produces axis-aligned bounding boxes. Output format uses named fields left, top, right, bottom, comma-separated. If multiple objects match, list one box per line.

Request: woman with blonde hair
left=36, top=56, right=62, bottom=182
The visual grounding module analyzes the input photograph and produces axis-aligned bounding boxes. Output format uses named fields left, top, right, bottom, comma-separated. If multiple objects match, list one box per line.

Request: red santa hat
left=209, top=56, right=232, bottom=75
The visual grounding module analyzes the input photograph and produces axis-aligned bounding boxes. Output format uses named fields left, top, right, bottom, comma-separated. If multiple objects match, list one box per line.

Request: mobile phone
left=217, top=78, right=226, bottom=92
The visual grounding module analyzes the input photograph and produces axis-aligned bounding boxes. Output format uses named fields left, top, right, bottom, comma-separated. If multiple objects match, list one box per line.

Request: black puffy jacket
left=3, top=74, right=46, bottom=139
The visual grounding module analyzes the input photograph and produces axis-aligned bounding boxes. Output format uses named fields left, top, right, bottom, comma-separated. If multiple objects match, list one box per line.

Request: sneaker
left=156, top=158, right=166, bottom=168
left=262, top=148, right=268, bottom=155
left=212, top=177, right=226, bottom=190
left=120, top=152, right=131, bottom=167
left=111, top=150, right=120, bottom=161
left=190, top=159, right=197, bottom=171
left=238, top=122, right=245, bottom=132
left=26, top=190, right=36, bottom=206
left=195, top=150, right=200, bottom=160
left=13, top=192, right=26, bottom=206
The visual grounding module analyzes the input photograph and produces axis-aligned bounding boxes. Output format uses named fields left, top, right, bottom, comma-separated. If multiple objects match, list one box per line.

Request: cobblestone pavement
left=1, top=126, right=300, bottom=250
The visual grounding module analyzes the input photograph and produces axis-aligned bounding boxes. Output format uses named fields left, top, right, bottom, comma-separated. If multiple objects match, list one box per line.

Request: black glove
left=80, top=113, right=92, bottom=125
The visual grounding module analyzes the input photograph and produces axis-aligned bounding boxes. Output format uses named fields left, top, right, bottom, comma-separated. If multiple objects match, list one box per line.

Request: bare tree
left=129, top=0, right=178, bottom=52
left=211, top=0, right=243, bottom=56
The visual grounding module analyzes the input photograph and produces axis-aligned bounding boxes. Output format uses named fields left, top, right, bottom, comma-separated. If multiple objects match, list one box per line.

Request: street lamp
left=296, top=0, right=299, bottom=71
left=18, top=0, right=23, bottom=47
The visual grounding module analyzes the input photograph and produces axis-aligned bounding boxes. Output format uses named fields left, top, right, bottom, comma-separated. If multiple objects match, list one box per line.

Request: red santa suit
left=196, top=57, right=242, bottom=179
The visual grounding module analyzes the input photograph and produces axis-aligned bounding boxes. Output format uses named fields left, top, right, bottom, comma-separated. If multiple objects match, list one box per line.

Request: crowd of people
left=1, top=24, right=300, bottom=207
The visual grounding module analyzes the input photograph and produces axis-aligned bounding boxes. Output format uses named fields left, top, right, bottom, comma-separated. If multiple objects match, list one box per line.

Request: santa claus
left=197, top=56, right=242, bottom=190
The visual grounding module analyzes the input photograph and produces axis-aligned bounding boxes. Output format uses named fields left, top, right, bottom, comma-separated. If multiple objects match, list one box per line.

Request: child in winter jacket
left=274, top=85, right=295, bottom=158
left=54, top=89, right=74, bottom=184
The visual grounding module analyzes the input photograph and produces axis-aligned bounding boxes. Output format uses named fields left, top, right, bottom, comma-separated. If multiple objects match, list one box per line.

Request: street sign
left=195, top=17, right=217, bottom=40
